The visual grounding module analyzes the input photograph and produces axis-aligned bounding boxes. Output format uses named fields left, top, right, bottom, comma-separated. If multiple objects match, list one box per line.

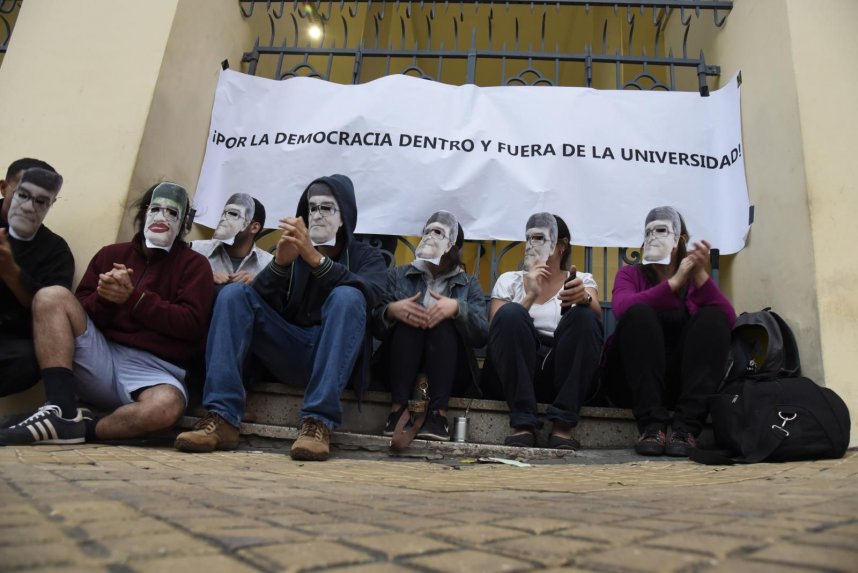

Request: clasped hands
left=97, top=263, right=135, bottom=304
left=275, top=216, right=321, bottom=267
left=669, top=240, right=712, bottom=292
left=387, top=291, right=458, bottom=329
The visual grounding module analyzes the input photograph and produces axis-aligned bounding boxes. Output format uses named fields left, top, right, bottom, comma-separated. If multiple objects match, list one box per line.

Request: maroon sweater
left=75, top=235, right=214, bottom=367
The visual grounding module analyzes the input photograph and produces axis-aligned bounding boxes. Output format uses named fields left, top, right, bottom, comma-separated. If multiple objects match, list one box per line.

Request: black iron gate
left=237, top=0, right=731, bottom=314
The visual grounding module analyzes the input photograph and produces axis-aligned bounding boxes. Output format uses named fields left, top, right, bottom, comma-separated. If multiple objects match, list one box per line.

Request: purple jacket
left=612, top=265, right=736, bottom=328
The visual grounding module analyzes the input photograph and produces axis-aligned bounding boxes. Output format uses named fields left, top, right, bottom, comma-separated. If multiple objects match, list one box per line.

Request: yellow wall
left=0, top=0, right=180, bottom=282
left=786, top=0, right=858, bottom=444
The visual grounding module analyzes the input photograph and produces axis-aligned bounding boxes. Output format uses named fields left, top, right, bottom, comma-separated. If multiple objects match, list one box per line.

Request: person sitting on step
left=174, top=175, right=386, bottom=461
left=483, top=213, right=603, bottom=450
left=373, top=211, right=487, bottom=442
left=603, top=206, right=735, bottom=457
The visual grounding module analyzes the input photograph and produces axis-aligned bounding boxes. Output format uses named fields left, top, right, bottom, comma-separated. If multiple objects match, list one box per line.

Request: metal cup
left=452, top=416, right=469, bottom=442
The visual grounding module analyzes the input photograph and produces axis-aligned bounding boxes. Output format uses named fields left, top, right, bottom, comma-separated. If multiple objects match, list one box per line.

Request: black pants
left=486, top=303, right=603, bottom=429
left=604, top=304, right=730, bottom=435
left=0, top=336, right=40, bottom=397
left=388, top=321, right=458, bottom=411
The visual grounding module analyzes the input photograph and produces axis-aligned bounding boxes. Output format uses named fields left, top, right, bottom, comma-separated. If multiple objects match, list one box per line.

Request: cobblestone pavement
left=1, top=443, right=856, bottom=572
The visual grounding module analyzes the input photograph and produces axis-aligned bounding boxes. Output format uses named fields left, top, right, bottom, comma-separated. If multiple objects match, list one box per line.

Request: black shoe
left=635, top=427, right=667, bottom=456
left=504, top=430, right=536, bottom=447
left=383, top=405, right=407, bottom=436
left=416, top=411, right=450, bottom=441
left=665, top=429, right=698, bottom=457
left=548, top=434, right=581, bottom=451
left=0, top=405, right=85, bottom=445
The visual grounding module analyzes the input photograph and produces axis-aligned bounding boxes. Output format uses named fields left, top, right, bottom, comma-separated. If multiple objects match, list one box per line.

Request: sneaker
left=417, top=411, right=450, bottom=441
left=290, top=418, right=331, bottom=461
left=0, top=405, right=85, bottom=445
left=504, top=429, right=536, bottom=448
left=384, top=405, right=407, bottom=436
left=548, top=434, right=581, bottom=451
left=635, top=427, right=667, bottom=456
left=665, top=429, right=698, bottom=457
left=174, top=412, right=239, bottom=453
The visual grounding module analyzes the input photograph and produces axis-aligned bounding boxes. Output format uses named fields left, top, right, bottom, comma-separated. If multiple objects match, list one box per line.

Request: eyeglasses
left=309, top=204, right=338, bottom=217
left=422, top=226, right=448, bottom=241
left=525, top=233, right=548, bottom=246
left=645, top=225, right=674, bottom=239
left=13, top=188, right=54, bottom=212
left=221, top=209, right=245, bottom=222
left=147, top=205, right=181, bottom=222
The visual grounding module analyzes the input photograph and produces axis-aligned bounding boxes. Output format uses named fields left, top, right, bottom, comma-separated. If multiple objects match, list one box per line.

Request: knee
left=618, top=304, right=658, bottom=328
left=139, top=387, right=185, bottom=431
left=558, top=305, right=602, bottom=337
left=32, top=285, right=75, bottom=315
left=491, top=303, right=530, bottom=334
left=690, top=306, right=731, bottom=337
left=216, top=282, right=253, bottom=308
left=326, top=286, right=366, bottom=314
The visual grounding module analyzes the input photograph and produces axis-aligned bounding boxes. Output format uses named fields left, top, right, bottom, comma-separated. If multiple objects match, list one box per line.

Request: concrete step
left=188, top=382, right=639, bottom=449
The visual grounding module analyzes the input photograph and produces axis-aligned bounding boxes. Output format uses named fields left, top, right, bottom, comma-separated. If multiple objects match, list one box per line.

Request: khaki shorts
left=72, top=317, right=188, bottom=410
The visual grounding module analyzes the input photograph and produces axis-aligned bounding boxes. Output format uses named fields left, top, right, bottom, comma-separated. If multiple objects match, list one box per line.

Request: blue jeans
left=202, top=283, right=366, bottom=430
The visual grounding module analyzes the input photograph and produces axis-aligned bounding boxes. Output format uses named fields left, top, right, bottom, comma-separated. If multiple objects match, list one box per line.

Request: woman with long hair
left=484, top=213, right=603, bottom=450
left=605, top=206, right=735, bottom=456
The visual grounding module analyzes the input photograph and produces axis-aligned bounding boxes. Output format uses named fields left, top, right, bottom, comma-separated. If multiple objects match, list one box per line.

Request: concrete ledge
left=190, top=382, right=639, bottom=448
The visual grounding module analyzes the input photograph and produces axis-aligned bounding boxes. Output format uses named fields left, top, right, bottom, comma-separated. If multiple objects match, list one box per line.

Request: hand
left=687, top=240, right=711, bottom=287
left=274, top=217, right=300, bottom=266
left=229, top=271, right=255, bottom=285
left=426, top=291, right=459, bottom=328
left=668, top=256, right=696, bottom=292
left=97, top=263, right=135, bottom=304
left=213, top=272, right=230, bottom=285
left=0, top=228, right=17, bottom=281
left=386, top=292, right=429, bottom=329
left=558, top=265, right=587, bottom=308
left=278, top=216, right=321, bottom=266
left=522, top=263, right=550, bottom=302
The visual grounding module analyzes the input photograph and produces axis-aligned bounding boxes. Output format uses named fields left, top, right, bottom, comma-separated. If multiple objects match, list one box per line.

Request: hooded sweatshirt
left=252, top=174, right=387, bottom=395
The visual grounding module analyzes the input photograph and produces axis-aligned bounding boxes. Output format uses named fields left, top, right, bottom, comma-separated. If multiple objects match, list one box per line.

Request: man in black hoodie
left=175, top=174, right=386, bottom=461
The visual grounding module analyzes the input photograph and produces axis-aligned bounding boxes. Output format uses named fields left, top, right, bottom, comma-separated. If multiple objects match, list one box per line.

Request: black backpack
left=723, top=308, right=800, bottom=384
left=692, top=376, right=851, bottom=464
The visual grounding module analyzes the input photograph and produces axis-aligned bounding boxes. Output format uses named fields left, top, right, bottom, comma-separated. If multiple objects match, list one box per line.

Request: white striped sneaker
left=0, top=405, right=85, bottom=445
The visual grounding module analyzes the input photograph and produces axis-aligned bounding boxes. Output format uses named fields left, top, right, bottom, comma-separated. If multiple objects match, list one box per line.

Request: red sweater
left=75, top=235, right=214, bottom=367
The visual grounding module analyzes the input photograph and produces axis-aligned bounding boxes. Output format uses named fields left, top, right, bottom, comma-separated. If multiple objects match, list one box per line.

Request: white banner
left=195, top=69, right=750, bottom=253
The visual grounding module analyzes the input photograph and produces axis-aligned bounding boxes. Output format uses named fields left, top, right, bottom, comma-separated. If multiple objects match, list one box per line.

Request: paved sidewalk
left=1, top=443, right=856, bottom=572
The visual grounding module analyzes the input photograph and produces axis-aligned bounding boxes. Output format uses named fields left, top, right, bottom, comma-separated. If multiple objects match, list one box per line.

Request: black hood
left=296, top=174, right=357, bottom=246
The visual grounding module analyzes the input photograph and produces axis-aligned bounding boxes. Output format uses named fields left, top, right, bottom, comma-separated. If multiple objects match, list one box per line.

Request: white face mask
left=642, top=219, right=679, bottom=265
left=7, top=182, right=55, bottom=241
left=212, top=203, right=250, bottom=245
left=415, top=222, right=453, bottom=265
left=307, top=193, right=342, bottom=246
left=144, top=197, right=183, bottom=251
left=523, top=226, right=554, bottom=271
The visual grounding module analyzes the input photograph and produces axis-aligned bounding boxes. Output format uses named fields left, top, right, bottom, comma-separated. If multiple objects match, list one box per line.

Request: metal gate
left=237, top=0, right=731, bottom=316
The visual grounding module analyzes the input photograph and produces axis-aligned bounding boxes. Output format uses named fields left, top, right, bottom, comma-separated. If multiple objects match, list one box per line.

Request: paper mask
left=212, top=193, right=255, bottom=245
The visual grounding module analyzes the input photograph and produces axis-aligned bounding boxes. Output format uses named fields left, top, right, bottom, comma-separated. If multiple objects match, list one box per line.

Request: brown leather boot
left=290, top=418, right=331, bottom=461
left=174, top=412, right=239, bottom=453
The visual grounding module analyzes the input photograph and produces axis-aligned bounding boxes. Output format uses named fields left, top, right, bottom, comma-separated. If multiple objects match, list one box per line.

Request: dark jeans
left=0, top=336, right=40, bottom=397
left=486, top=303, right=603, bottom=429
left=388, top=321, right=457, bottom=411
left=604, top=304, right=731, bottom=435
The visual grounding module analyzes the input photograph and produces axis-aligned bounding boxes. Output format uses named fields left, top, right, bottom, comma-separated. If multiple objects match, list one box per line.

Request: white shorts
left=73, top=317, right=188, bottom=410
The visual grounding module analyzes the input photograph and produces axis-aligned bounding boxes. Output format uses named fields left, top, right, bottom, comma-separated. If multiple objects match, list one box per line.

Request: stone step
left=189, top=382, right=640, bottom=449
